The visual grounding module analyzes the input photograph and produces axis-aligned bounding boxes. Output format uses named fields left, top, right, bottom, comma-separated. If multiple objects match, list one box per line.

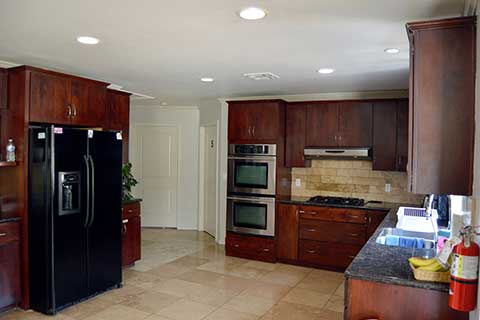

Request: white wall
left=199, top=99, right=222, bottom=126
left=130, top=106, right=200, bottom=230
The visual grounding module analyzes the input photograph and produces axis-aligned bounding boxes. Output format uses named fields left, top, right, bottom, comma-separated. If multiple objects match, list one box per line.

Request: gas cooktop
left=307, top=196, right=365, bottom=207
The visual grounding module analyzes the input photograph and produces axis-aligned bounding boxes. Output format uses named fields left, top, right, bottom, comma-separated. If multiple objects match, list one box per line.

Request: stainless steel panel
left=227, top=196, right=275, bottom=237
left=304, top=148, right=371, bottom=159
left=228, top=157, right=276, bottom=196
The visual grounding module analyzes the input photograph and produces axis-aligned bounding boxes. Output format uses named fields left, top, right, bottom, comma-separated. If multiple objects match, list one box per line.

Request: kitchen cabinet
left=345, top=278, right=468, bottom=320
left=106, top=89, right=131, bottom=163
left=276, top=203, right=299, bottom=261
left=406, top=17, right=475, bottom=195
left=122, top=201, right=141, bottom=267
left=372, top=100, right=408, bottom=171
left=226, top=232, right=275, bottom=263
left=228, top=100, right=286, bottom=144
left=0, top=68, right=7, bottom=109
left=305, top=101, right=372, bottom=148
left=285, top=104, right=307, bottom=167
left=275, top=203, right=387, bottom=270
left=29, top=69, right=108, bottom=127
left=0, top=221, right=21, bottom=311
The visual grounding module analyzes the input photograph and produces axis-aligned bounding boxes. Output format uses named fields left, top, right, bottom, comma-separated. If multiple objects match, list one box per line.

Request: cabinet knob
left=128, top=209, right=134, bottom=213
left=122, top=219, right=129, bottom=224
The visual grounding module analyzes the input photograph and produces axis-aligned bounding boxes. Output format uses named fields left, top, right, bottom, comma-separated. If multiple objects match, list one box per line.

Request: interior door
left=52, top=127, right=89, bottom=309
left=305, top=103, right=338, bottom=147
left=203, top=125, right=217, bottom=237
left=134, top=125, right=178, bottom=227
left=87, top=130, right=123, bottom=294
left=338, top=102, right=373, bottom=147
left=30, top=71, right=71, bottom=124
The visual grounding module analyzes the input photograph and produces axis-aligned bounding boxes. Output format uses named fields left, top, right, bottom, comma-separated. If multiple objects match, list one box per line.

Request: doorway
left=133, top=125, right=179, bottom=228
left=200, top=123, right=218, bottom=238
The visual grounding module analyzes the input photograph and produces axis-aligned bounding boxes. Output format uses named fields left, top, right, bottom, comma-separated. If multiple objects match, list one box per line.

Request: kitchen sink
left=376, top=227, right=436, bottom=249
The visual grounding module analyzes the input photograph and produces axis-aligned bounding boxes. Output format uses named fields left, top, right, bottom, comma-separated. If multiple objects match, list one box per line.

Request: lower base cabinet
left=122, top=202, right=141, bottom=267
left=0, top=221, right=21, bottom=311
left=226, top=232, right=276, bottom=263
left=345, top=278, right=468, bottom=320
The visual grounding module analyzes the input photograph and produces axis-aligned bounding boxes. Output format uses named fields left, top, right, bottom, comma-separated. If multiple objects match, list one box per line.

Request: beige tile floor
left=1, top=229, right=344, bottom=320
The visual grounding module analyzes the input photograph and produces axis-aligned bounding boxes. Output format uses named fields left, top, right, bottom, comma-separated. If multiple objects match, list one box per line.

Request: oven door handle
left=227, top=196, right=275, bottom=203
left=228, top=156, right=276, bottom=161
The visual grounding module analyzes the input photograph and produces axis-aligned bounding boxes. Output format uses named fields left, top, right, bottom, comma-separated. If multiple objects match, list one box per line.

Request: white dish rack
left=396, top=207, right=438, bottom=234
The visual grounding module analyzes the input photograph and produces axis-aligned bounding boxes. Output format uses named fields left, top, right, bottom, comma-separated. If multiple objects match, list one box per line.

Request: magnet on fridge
left=38, top=132, right=46, bottom=140
left=88, top=130, right=94, bottom=138
left=116, top=132, right=123, bottom=140
left=54, top=128, right=63, bottom=134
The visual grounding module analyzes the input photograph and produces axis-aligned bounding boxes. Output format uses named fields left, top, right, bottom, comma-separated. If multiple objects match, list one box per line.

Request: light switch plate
left=385, top=183, right=392, bottom=193
left=295, top=178, right=302, bottom=187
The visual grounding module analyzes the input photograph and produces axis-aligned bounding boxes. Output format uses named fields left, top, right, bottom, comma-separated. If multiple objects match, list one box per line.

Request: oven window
left=234, top=163, right=268, bottom=189
left=233, top=202, right=267, bottom=230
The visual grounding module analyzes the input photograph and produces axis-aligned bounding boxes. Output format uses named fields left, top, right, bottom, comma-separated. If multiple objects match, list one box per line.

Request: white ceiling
left=0, top=0, right=465, bottom=106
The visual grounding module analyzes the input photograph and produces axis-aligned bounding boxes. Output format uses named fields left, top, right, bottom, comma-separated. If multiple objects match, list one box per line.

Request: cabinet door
left=396, top=100, right=408, bottom=171
left=305, top=103, right=338, bottom=147
left=285, top=104, right=306, bottom=167
left=30, top=71, right=71, bottom=124
left=71, top=79, right=107, bottom=127
left=250, top=101, right=281, bottom=142
left=372, top=101, right=397, bottom=171
left=338, top=102, right=372, bottom=147
left=0, top=242, right=20, bottom=309
left=107, top=90, right=130, bottom=162
left=276, top=203, right=299, bottom=261
left=228, top=103, right=252, bottom=142
left=0, top=68, right=6, bottom=109
left=366, top=210, right=387, bottom=239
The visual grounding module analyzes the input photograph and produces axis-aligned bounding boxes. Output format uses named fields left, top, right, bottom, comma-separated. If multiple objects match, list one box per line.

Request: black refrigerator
left=28, top=125, right=123, bottom=315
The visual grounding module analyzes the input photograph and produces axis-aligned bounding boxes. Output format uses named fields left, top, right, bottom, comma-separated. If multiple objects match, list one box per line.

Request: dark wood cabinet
left=276, top=203, right=299, bottom=261
left=346, top=278, right=468, bottom=320
left=406, top=17, right=475, bottom=195
left=0, top=221, right=21, bottom=311
left=226, top=232, right=275, bottom=263
left=106, top=90, right=131, bottom=163
left=275, top=203, right=387, bottom=271
left=285, top=104, right=307, bottom=167
left=29, top=69, right=108, bottom=127
left=0, top=68, right=7, bottom=109
left=372, top=100, right=408, bottom=171
left=305, top=102, right=338, bottom=147
left=228, top=100, right=285, bottom=144
left=122, top=202, right=141, bottom=267
left=305, top=101, right=372, bottom=148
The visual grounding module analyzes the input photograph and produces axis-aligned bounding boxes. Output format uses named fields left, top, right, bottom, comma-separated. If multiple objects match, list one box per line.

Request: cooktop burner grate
left=307, top=196, right=365, bottom=207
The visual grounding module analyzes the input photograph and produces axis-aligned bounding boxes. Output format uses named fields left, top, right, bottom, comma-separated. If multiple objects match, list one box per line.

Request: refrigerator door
left=52, top=127, right=89, bottom=310
left=87, top=130, right=123, bottom=294
left=28, top=126, right=89, bottom=314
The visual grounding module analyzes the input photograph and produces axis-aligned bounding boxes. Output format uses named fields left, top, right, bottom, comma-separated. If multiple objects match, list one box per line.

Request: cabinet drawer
left=226, top=233, right=275, bottom=263
left=299, top=239, right=362, bottom=269
left=299, top=219, right=366, bottom=245
left=299, top=206, right=367, bottom=224
left=123, top=202, right=141, bottom=219
left=0, top=222, right=20, bottom=245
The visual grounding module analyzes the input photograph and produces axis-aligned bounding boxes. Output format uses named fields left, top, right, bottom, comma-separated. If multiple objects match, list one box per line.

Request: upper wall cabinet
left=29, top=68, right=107, bottom=127
left=0, top=68, right=7, bottom=109
left=406, top=17, right=475, bottom=195
left=106, top=89, right=131, bottom=163
left=228, top=100, right=286, bottom=144
left=305, top=101, right=372, bottom=148
left=285, top=103, right=307, bottom=167
left=372, top=100, right=408, bottom=172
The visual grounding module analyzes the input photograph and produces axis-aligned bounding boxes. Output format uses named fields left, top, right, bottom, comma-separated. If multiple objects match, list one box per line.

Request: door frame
left=131, top=123, right=181, bottom=228
left=198, top=121, right=220, bottom=241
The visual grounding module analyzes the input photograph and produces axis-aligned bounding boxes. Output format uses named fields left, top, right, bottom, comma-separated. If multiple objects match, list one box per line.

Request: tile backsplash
left=291, top=159, right=424, bottom=205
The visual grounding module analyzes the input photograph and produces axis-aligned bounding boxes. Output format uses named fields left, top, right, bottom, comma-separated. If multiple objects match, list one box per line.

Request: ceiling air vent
left=243, top=72, right=280, bottom=81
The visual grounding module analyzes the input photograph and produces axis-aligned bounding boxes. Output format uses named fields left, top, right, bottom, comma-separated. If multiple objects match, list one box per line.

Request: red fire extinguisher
left=449, top=226, right=479, bottom=312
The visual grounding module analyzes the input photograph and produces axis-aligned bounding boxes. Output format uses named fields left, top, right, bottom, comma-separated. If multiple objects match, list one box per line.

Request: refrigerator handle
left=83, top=155, right=90, bottom=228
left=88, top=155, right=95, bottom=228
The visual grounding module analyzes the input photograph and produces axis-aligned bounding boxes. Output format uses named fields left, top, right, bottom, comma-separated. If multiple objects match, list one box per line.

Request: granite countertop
left=344, top=205, right=449, bottom=292
left=277, top=196, right=399, bottom=211
left=122, top=198, right=142, bottom=204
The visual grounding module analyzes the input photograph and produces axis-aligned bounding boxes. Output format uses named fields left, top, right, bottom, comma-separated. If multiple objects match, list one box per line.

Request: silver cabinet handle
left=0, top=233, right=6, bottom=237
left=348, top=215, right=361, bottom=219
left=72, top=105, right=77, bottom=117
left=349, top=233, right=360, bottom=237
left=252, top=126, right=255, bottom=136
left=128, top=209, right=134, bottom=213
left=234, top=244, right=240, bottom=248
left=298, top=210, right=306, bottom=214
left=305, top=229, right=317, bottom=232
left=122, top=219, right=129, bottom=224
left=263, top=248, right=270, bottom=252
left=307, top=211, right=318, bottom=215
left=248, top=126, right=252, bottom=136
left=307, top=250, right=316, bottom=254
left=67, top=105, right=72, bottom=118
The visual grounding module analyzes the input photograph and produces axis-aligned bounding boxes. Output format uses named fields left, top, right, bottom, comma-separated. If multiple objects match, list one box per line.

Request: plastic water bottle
left=6, top=139, right=15, bottom=162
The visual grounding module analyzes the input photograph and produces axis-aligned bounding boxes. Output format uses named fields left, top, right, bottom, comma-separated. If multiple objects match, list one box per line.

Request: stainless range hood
left=304, top=148, right=371, bottom=160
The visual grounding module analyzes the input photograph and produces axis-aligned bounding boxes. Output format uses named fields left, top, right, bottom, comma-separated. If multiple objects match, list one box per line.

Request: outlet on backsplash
left=291, top=159, right=424, bottom=204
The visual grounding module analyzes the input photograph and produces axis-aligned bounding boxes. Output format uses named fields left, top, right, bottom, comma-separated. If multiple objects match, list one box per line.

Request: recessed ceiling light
left=317, top=68, right=335, bottom=74
left=76, top=36, right=100, bottom=45
left=385, top=48, right=400, bottom=54
left=239, top=7, right=267, bottom=20
left=200, top=77, right=215, bottom=82
left=161, top=102, right=168, bottom=106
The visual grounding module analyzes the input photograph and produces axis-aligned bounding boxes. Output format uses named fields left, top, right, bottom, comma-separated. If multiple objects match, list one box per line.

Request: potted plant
left=122, top=163, right=138, bottom=201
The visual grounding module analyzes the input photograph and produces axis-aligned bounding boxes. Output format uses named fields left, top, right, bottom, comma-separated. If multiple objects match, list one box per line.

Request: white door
left=203, top=125, right=217, bottom=237
left=134, top=125, right=178, bottom=228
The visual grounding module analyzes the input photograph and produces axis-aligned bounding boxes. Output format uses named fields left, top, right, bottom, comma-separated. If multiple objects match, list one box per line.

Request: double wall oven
left=227, top=144, right=276, bottom=237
